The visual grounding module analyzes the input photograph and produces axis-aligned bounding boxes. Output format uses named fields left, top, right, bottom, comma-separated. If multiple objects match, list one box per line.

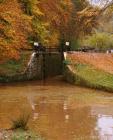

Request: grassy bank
left=64, top=63, right=113, bottom=92
left=0, top=51, right=31, bottom=82
left=0, top=130, right=44, bottom=140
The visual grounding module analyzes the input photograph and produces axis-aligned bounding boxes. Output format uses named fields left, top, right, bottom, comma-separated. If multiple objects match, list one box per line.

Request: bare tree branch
left=101, top=0, right=113, bottom=11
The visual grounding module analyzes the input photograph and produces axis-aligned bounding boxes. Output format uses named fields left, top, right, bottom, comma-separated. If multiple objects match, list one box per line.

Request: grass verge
left=64, top=63, right=113, bottom=92
left=1, top=130, right=44, bottom=140
left=11, top=130, right=44, bottom=140
left=0, top=51, right=31, bottom=82
left=0, top=51, right=31, bottom=76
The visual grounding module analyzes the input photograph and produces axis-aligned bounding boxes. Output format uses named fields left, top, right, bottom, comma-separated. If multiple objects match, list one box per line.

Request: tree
left=0, top=0, right=32, bottom=63
left=82, top=31, right=113, bottom=51
left=75, top=0, right=113, bottom=37
left=1, top=0, right=113, bottom=63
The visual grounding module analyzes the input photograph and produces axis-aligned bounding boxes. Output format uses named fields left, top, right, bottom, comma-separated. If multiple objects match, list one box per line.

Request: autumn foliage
left=0, top=0, right=111, bottom=63
left=0, top=0, right=32, bottom=63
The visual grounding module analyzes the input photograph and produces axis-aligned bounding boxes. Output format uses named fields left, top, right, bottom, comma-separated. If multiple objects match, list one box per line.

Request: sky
left=89, top=0, right=112, bottom=7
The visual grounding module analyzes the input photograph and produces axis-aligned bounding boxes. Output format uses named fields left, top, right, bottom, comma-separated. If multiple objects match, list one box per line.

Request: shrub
left=82, top=31, right=113, bottom=51
left=12, top=114, right=30, bottom=130
left=70, top=39, right=80, bottom=51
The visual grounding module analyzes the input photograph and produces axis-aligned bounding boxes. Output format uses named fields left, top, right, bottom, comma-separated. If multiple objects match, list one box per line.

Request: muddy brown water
left=0, top=77, right=113, bottom=140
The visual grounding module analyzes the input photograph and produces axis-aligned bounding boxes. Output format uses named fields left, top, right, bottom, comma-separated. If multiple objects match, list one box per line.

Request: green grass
left=65, top=63, right=113, bottom=92
left=74, top=64, right=113, bottom=91
left=11, top=130, right=44, bottom=140
left=0, top=51, right=31, bottom=76
left=10, top=114, right=44, bottom=139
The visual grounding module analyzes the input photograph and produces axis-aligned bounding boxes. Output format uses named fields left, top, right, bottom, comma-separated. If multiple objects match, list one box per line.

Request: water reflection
left=63, top=101, right=68, bottom=111
left=30, top=101, right=96, bottom=140
left=96, top=115, right=113, bottom=140
left=1, top=80, right=113, bottom=140
left=33, top=113, right=39, bottom=120
left=65, top=114, right=69, bottom=121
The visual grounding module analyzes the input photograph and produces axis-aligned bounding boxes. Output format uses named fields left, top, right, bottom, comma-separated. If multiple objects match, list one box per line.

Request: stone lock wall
left=0, top=52, right=62, bottom=83
left=25, top=52, right=43, bottom=80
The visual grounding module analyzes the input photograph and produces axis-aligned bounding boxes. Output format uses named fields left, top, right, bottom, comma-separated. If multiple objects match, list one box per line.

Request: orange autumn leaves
left=0, top=0, right=32, bottom=63
left=36, top=0, right=73, bottom=45
left=0, top=0, right=73, bottom=63
left=0, top=0, right=108, bottom=63
left=39, top=0, right=73, bottom=27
